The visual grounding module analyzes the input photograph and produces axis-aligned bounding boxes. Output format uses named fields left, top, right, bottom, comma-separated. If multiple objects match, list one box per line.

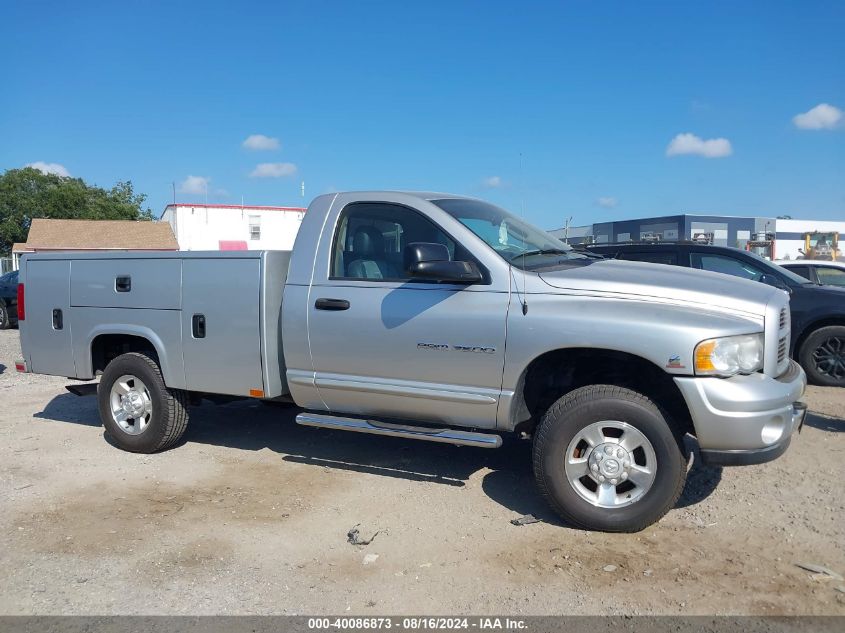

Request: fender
left=792, top=312, right=845, bottom=356
left=79, top=324, right=187, bottom=390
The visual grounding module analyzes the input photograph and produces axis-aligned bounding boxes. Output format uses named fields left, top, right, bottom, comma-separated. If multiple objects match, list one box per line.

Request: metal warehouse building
left=550, top=214, right=845, bottom=260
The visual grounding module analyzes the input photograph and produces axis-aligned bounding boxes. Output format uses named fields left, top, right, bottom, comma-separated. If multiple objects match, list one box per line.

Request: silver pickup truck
left=16, top=191, right=807, bottom=532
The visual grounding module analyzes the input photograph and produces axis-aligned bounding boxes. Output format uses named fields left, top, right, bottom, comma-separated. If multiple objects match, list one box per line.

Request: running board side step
left=295, top=412, right=502, bottom=449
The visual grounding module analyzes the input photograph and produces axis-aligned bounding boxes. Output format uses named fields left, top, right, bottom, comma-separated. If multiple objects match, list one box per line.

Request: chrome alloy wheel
left=109, top=374, right=153, bottom=435
left=564, top=421, right=657, bottom=508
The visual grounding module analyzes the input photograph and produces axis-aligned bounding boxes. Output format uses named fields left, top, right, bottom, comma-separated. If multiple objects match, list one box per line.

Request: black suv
left=585, top=242, right=845, bottom=387
left=0, top=270, right=19, bottom=330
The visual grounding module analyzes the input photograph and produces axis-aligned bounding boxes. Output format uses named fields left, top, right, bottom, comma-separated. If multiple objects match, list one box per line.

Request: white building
left=161, top=203, right=307, bottom=251
left=772, top=219, right=845, bottom=261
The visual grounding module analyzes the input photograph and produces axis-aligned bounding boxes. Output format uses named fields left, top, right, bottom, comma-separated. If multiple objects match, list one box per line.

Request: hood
left=538, top=259, right=780, bottom=318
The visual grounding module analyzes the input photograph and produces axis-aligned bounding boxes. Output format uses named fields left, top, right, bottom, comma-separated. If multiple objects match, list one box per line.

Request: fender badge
left=666, top=355, right=685, bottom=369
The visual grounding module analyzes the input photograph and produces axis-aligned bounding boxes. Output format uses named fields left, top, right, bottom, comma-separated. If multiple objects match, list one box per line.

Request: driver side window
left=691, top=253, right=765, bottom=282
left=331, top=203, right=457, bottom=281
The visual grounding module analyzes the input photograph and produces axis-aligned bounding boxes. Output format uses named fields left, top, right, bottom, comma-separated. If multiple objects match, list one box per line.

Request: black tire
left=97, top=352, right=189, bottom=453
left=0, top=302, right=10, bottom=330
left=532, top=384, right=686, bottom=533
left=798, top=325, right=845, bottom=387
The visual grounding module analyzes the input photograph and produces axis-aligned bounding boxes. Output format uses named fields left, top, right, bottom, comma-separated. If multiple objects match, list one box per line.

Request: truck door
left=24, top=259, right=77, bottom=377
left=305, top=202, right=509, bottom=429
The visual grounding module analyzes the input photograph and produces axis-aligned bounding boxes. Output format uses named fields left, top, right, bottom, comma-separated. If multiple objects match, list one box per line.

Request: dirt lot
left=0, top=328, right=843, bottom=616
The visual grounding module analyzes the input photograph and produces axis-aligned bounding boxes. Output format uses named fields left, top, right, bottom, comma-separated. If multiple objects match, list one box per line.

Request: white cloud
left=242, top=134, right=281, bottom=150
left=597, top=196, right=618, bottom=208
left=26, top=161, right=70, bottom=177
left=250, top=162, right=298, bottom=178
left=792, top=103, right=842, bottom=130
left=483, top=176, right=502, bottom=188
left=666, top=133, right=733, bottom=158
left=178, top=175, right=210, bottom=195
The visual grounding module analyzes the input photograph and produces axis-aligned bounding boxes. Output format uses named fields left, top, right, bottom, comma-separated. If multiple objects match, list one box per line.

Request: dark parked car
left=777, top=260, right=845, bottom=288
left=586, top=242, right=845, bottom=387
left=0, top=270, right=19, bottom=329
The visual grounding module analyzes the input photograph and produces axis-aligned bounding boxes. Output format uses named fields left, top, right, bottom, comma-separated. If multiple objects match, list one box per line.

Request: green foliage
left=0, top=168, right=154, bottom=255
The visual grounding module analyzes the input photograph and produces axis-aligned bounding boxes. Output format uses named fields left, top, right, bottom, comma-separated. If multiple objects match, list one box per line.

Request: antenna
left=301, top=181, right=305, bottom=198
left=518, top=153, right=528, bottom=315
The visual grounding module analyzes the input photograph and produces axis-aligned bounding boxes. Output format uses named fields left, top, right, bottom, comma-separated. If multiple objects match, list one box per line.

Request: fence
left=0, top=257, right=13, bottom=275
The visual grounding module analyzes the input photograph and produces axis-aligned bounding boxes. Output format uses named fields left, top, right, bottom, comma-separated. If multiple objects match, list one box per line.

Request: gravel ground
left=0, top=328, right=843, bottom=615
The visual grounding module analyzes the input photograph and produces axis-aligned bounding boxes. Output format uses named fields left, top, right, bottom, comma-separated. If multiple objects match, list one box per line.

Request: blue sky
left=1, top=1, right=843, bottom=229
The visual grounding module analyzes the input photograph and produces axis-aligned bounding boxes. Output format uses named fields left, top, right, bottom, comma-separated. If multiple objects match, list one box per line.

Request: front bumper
left=674, top=360, right=807, bottom=467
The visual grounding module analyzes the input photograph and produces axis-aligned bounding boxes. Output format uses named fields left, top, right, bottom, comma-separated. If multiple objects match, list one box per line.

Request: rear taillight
left=17, top=283, right=25, bottom=321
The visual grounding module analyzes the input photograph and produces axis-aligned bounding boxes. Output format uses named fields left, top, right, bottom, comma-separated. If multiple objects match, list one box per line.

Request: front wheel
left=97, top=352, right=189, bottom=453
left=798, top=325, right=845, bottom=387
left=533, top=385, right=686, bottom=532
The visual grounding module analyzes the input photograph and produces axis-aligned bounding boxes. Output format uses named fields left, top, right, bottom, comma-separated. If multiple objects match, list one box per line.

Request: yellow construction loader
left=802, top=232, right=840, bottom=261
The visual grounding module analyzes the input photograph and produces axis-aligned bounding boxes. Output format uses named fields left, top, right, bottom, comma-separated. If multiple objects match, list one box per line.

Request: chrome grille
left=779, top=308, right=788, bottom=330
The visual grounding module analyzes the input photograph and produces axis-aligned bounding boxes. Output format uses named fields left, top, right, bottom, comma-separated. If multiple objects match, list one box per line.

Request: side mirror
left=760, top=273, right=789, bottom=292
left=404, top=242, right=482, bottom=283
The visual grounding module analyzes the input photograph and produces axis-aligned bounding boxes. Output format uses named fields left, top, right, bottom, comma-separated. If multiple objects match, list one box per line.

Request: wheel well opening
left=91, top=334, right=159, bottom=375
left=515, top=348, right=693, bottom=437
left=794, top=317, right=845, bottom=358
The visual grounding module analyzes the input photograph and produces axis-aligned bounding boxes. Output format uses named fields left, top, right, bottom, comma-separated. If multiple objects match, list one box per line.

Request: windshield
left=432, top=198, right=591, bottom=270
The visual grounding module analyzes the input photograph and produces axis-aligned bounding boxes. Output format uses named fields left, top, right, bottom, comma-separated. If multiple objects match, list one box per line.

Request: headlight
left=694, top=333, right=764, bottom=376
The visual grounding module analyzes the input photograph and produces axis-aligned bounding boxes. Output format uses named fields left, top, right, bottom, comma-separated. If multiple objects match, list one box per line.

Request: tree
left=0, top=167, right=155, bottom=255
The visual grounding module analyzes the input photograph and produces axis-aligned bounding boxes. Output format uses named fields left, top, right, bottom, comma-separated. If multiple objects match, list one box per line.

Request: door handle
left=52, top=309, right=63, bottom=330
left=315, top=298, right=350, bottom=311
left=192, top=314, right=206, bottom=338
left=115, top=276, right=131, bottom=292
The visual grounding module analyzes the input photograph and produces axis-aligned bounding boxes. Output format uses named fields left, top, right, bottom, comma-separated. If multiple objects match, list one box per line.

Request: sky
left=1, top=1, right=843, bottom=229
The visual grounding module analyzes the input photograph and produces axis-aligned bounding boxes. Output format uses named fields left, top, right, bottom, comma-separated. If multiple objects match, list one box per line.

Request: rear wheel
left=0, top=303, right=10, bottom=330
left=533, top=385, right=686, bottom=532
left=97, top=352, right=189, bottom=453
left=799, top=326, right=845, bottom=387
